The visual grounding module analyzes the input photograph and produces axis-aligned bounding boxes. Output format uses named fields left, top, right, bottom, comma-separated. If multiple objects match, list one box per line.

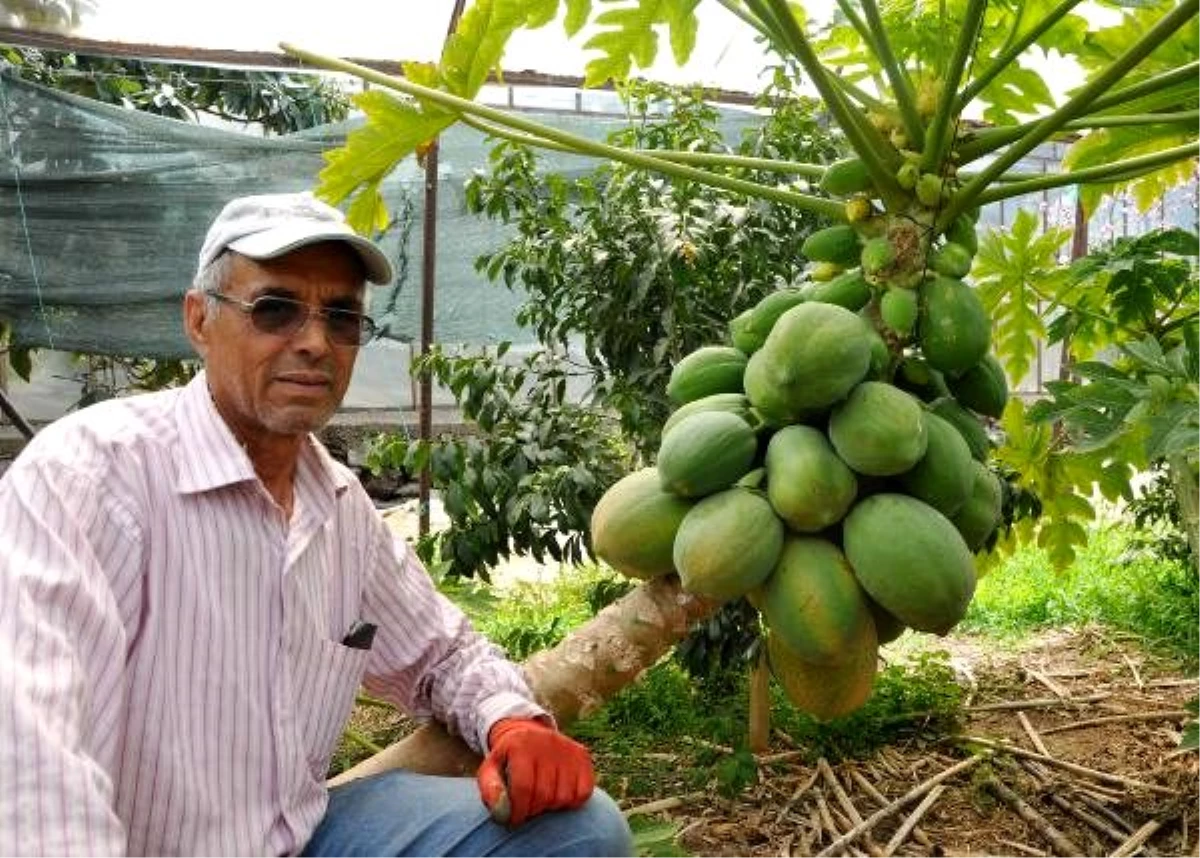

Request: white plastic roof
left=69, top=0, right=795, bottom=92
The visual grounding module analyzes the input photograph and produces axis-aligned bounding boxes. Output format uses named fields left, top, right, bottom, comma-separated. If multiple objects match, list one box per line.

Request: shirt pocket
left=285, top=627, right=372, bottom=779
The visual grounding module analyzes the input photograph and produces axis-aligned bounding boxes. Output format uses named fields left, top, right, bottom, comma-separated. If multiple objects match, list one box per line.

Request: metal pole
left=417, top=0, right=467, bottom=538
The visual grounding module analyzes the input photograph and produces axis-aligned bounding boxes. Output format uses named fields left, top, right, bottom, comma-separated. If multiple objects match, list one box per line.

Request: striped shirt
left=0, top=372, right=545, bottom=856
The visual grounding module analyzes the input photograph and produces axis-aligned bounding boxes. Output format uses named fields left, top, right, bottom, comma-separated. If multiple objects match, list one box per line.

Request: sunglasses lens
left=250, top=297, right=306, bottom=334
left=326, top=310, right=373, bottom=346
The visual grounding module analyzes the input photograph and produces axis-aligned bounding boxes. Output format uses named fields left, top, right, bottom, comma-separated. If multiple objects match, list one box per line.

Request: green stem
left=280, top=43, right=846, bottom=221
left=940, top=0, right=1200, bottom=230
left=461, top=113, right=826, bottom=178
left=972, top=142, right=1200, bottom=206
left=959, top=110, right=1200, bottom=164
left=956, top=0, right=1087, bottom=110
left=342, top=728, right=385, bottom=756
left=860, top=0, right=924, bottom=148
left=921, top=0, right=988, bottom=173
left=1086, top=60, right=1200, bottom=115
left=756, top=0, right=907, bottom=209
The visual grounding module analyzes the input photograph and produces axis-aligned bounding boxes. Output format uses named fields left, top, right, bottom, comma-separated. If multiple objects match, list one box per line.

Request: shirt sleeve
left=0, top=452, right=138, bottom=856
left=359, top=524, right=549, bottom=755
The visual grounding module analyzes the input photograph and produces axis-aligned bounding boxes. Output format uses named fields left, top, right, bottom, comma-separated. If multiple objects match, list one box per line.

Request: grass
left=962, top=525, right=1199, bottom=669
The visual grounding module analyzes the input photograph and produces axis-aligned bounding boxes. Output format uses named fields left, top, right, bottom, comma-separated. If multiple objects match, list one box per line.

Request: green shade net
left=0, top=66, right=764, bottom=360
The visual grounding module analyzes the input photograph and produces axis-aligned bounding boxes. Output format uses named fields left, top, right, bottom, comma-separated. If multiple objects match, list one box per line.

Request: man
left=0, top=192, right=633, bottom=856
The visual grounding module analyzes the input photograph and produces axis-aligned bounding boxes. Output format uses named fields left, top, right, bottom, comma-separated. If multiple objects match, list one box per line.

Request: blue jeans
left=301, top=770, right=634, bottom=856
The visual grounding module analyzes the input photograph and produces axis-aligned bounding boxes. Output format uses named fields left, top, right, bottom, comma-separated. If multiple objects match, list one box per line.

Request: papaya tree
left=282, top=0, right=1199, bottom=779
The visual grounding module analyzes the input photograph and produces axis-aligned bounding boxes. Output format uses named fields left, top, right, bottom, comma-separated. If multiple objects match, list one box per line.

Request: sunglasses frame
left=204, top=291, right=376, bottom=346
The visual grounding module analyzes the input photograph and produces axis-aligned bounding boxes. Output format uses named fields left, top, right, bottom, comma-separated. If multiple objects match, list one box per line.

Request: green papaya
left=590, top=468, right=692, bottom=580
left=767, top=626, right=878, bottom=721
left=666, top=346, right=748, bottom=405
left=931, top=242, right=974, bottom=278
left=918, top=275, right=991, bottom=374
left=801, top=225, right=862, bottom=266
left=880, top=288, right=919, bottom=337
left=928, top=397, right=992, bottom=461
left=828, top=382, right=928, bottom=476
left=820, top=158, right=875, bottom=197
left=673, top=487, right=785, bottom=601
left=731, top=288, right=809, bottom=354
left=947, top=354, right=1009, bottom=418
left=657, top=411, right=758, bottom=498
left=662, top=392, right=754, bottom=438
left=898, top=412, right=974, bottom=518
left=950, top=460, right=1004, bottom=551
left=764, top=425, right=858, bottom=532
left=808, top=269, right=872, bottom=312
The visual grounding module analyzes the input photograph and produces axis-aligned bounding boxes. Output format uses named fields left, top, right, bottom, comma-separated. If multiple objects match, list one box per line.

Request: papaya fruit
left=893, top=356, right=950, bottom=403
left=944, top=213, right=978, bottom=255
left=947, top=353, right=1008, bottom=418
left=950, top=460, right=1004, bottom=551
left=801, top=225, right=862, bottom=266
left=828, top=381, right=928, bottom=476
left=666, top=345, right=748, bottom=405
left=762, top=536, right=874, bottom=665
left=843, top=493, right=977, bottom=635
left=764, top=425, right=857, bottom=532
left=767, top=625, right=878, bottom=721
left=662, top=392, right=754, bottom=438
left=743, top=303, right=874, bottom=421
left=657, top=410, right=758, bottom=498
left=730, top=288, right=809, bottom=354
left=820, top=158, right=875, bottom=197
left=808, top=269, right=871, bottom=312
left=918, top=275, right=991, bottom=374
left=898, top=412, right=974, bottom=518
left=590, top=468, right=692, bottom=580
left=866, top=595, right=907, bottom=645
left=880, top=287, right=919, bottom=337
left=932, top=241, right=973, bottom=279
left=928, top=396, right=992, bottom=461
left=673, top=487, right=785, bottom=601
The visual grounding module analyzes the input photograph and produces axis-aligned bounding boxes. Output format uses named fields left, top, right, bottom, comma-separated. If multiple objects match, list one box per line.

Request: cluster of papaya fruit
left=590, top=154, right=1009, bottom=721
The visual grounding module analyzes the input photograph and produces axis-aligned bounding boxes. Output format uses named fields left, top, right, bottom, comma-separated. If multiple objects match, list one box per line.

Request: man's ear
left=183, top=290, right=210, bottom=359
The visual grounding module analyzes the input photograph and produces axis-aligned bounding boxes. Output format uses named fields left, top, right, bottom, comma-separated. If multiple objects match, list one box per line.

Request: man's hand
left=476, top=718, right=595, bottom=826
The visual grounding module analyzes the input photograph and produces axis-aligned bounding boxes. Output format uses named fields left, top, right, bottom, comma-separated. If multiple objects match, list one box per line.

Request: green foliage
left=581, top=0, right=700, bottom=87
left=366, top=345, right=631, bottom=580
left=3, top=48, right=350, bottom=134
left=962, top=525, right=1199, bottom=668
left=628, top=817, right=690, bottom=858
left=465, top=79, right=837, bottom=456
left=972, top=209, right=1070, bottom=385
left=1126, top=461, right=1192, bottom=566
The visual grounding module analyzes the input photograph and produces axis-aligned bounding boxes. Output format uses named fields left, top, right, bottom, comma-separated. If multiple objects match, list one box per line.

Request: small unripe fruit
left=916, top=173, right=944, bottom=207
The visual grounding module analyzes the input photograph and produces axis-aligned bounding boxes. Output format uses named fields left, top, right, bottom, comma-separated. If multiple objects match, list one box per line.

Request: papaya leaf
left=564, top=0, right=592, bottom=35
left=973, top=209, right=1070, bottom=384
left=442, top=0, right=558, bottom=97
left=582, top=0, right=701, bottom=87
left=1063, top=125, right=1197, bottom=215
left=317, top=91, right=455, bottom=231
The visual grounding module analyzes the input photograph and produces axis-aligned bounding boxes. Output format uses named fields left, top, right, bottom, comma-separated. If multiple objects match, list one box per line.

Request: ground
left=340, top=624, right=1197, bottom=857
left=615, top=627, right=1198, bottom=858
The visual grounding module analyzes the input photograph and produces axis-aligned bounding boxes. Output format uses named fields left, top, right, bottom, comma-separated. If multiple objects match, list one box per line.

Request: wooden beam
left=0, top=26, right=760, bottom=105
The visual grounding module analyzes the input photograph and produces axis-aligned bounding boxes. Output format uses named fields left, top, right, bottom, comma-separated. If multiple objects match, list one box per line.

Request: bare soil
left=615, top=626, right=1198, bottom=858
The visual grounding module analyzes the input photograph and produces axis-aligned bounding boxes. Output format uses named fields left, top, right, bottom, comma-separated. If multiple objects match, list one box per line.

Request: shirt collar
left=173, top=371, right=351, bottom=501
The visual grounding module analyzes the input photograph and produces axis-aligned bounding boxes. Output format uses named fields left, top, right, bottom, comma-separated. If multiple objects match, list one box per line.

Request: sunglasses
left=205, top=291, right=377, bottom=346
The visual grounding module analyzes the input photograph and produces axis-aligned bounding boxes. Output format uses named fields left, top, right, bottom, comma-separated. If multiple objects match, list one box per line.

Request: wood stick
left=1121, top=653, right=1145, bottom=690
left=1040, top=710, right=1190, bottom=735
left=1076, top=794, right=1136, bottom=834
left=1046, top=792, right=1131, bottom=844
left=818, top=759, right=883, bottom=857
left=776, top=769, right=821, bottom=826
left=623, top=791, right=706, bottom=817
left=1110, top=819, right=1163, bottom=857
left=758, top=749, right=808, bottom=765
left=996, top=837, right=1050, bottom=856
left=882, top=785, right=945, bottom=857
left=1018, top=710, right=1053, bottom=756
left=956, top=735, right=1178, bottom=795
left=984, top=776, right=1082, bottom=856
left=968, top=693, right=1111, bottom=712
left=815, top=754, right=987, bottom=857
left=816, top=790, right=843, bottom=842
left=1024, top=666, right=1069, bottom=698
left=850, top=769, right=934, bottom=848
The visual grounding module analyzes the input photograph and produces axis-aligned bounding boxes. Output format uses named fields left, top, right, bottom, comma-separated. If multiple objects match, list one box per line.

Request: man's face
left=185, top=242, right=367, bottom=451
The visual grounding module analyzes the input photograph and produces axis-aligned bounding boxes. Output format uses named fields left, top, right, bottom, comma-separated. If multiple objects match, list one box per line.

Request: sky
left=75, top=0, right=795, bottom=94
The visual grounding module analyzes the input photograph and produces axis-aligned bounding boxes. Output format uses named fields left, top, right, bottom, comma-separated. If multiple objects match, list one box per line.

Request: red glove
left=476, top=717, right=595, bottom=826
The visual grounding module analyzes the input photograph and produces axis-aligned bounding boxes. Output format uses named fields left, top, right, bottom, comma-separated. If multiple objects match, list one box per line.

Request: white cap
left=197, top=191, right=394, bottom=285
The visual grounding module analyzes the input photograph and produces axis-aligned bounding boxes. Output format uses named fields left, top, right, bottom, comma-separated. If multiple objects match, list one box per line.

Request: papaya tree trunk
left=747, top=646, right=772, bottom=753
left=328, top=575, right=720, bottom=786
left=1167, top=452, right=1199, bottom=569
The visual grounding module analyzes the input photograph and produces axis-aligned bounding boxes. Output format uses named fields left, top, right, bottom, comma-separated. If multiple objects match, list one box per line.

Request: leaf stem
left=860, top=0, right=924, bottom=147
left=755, top=0, right=906, bottom=208
left=461, top=113, right=826, bottom=178
left=1086, top=60, right=1200, bottom=115
left=956, top=0, right=1087, bottom=111
left=958, top=110, right=1200, bottom=164
left=973, top=142, right=1200, bottom=207
left=921, top=0, right=988, bottom=173
left=940, top=0, right=1200, bottom=230
left=281, top=43, right=846, bottom=219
